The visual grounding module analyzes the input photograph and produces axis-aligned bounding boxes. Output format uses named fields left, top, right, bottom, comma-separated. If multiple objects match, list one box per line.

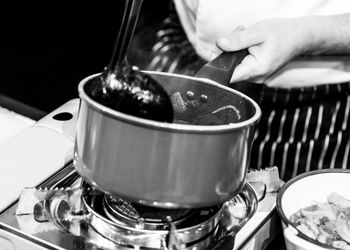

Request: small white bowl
left=276, top=169, right=350, bottom=250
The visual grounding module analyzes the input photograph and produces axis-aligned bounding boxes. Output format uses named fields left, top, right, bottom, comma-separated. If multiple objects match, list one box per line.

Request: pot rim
left=78, top=72, right=262, bottom=133
left=276, top=169, right=350, bottom=249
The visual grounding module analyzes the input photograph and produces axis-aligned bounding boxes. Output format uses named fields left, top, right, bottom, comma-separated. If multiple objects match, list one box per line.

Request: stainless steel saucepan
left=74, top=50, right=261, bottom=208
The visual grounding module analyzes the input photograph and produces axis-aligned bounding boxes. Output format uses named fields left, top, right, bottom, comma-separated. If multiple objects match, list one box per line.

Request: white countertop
left=0, top=106, right=35, bottom=144
left=0, top=100, right=79, bottom=212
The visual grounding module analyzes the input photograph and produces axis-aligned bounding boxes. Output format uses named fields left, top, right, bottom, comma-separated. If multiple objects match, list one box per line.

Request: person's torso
left=173, top=0, right=350, bottom=87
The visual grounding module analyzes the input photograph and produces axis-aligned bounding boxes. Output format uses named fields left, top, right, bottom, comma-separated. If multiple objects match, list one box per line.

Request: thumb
left=216, top=28, right=262, bottom=51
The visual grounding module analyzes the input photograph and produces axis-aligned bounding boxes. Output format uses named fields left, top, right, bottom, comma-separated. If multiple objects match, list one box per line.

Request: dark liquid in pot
left=171, top=91, right=241, bottom=125
left=86, top=74, right=242, bottom=125
left=174, top=105, right=241, bottom=125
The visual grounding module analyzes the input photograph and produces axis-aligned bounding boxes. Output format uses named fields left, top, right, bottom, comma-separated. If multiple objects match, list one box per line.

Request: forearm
left=215, top=13, right=350, bottom=83
left=303, top=13, right=350, bottom=55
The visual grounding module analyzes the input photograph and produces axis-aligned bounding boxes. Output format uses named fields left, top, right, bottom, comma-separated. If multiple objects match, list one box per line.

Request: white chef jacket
left=173, top=0, right=350, bottom=87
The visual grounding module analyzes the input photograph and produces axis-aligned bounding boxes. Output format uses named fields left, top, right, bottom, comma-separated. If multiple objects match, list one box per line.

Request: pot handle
left=194, top=49, right=248, bottom=86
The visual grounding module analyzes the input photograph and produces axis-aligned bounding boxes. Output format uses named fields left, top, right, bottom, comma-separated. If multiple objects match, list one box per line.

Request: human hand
left=216, top=17, right=315, bottom=83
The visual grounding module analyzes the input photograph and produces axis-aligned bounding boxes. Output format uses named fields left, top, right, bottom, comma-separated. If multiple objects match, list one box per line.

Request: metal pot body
left=74, top=72, right=261, bottom=208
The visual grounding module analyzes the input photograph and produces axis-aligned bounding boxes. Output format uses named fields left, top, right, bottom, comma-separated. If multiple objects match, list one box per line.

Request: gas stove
left=0, top=99, right=280, bottom=249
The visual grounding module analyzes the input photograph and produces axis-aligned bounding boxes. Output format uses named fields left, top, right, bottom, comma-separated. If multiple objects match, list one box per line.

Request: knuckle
left=254, top=60, right=272, bottom=76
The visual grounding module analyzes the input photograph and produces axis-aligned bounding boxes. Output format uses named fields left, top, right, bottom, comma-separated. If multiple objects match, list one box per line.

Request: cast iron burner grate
left=103, top=194, right=196, bottom=230
left=80, top=184, right=224, bottom=249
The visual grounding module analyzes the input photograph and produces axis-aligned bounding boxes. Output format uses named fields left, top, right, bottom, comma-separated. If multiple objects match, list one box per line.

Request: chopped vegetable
left=290, top=193, right=350, bottom=249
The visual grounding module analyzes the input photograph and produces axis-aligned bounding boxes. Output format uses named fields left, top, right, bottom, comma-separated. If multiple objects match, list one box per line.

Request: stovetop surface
left=0, top=162, right=262, bottom=250
left=0, top=163, right=91, bottom=249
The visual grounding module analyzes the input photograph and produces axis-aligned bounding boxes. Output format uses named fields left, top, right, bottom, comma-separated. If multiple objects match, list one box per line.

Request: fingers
left=216, top=28, right=263, bottom=52
left=230, top=52, right=268, bottom=83
left=215, top=26, right=269, bottom=83
left=230, top=53, right=257, bottom=82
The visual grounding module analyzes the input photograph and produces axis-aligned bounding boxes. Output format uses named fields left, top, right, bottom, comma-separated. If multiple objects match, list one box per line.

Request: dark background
left=1, top=1, right=171, bottom=114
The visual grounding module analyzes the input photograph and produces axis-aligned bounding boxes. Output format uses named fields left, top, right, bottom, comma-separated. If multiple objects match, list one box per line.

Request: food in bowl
left=290, top=192, right=350, bottom=249
left=277, top=169, right=350, bottom=250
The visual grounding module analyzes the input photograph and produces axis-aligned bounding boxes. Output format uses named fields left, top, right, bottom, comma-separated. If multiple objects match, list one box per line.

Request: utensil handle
left=107, top=0, right=143, bottom=73
left=195, top=49, right=248, bottom=86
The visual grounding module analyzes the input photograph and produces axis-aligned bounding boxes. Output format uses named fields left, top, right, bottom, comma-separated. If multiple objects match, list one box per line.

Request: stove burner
left=81, top=185, right=222, bottom=249
left=103, top=195, right=195, bottom=230
left=10, top=166, right=258, bottom=250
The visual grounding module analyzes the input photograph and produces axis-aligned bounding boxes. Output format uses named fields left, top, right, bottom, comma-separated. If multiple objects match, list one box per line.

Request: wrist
left=300, top=14, right=350, bottom=55
left=294, top=16, right=325, bottom=56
